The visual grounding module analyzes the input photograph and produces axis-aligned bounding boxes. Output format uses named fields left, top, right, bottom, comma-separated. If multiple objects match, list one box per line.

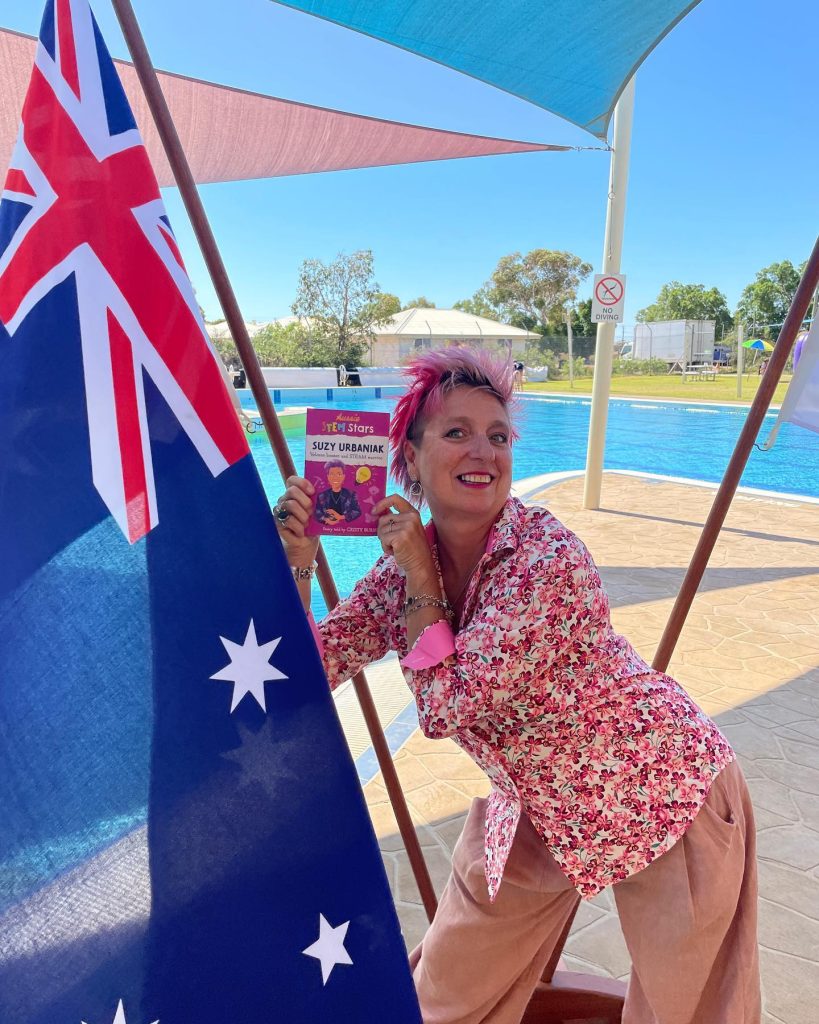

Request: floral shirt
left=316, top=497, right=734, bottom=900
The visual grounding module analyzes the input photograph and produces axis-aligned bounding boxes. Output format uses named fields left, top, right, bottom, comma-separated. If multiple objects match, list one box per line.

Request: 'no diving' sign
left=591, top=273, right=626, bottom=323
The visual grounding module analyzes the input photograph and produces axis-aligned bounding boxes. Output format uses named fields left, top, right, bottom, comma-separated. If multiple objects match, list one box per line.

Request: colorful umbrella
left=742, top=339, right=774, bottom=351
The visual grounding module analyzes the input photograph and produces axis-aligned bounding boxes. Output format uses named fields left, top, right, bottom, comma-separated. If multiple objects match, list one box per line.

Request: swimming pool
left=242, top=389, right=819, bottom=615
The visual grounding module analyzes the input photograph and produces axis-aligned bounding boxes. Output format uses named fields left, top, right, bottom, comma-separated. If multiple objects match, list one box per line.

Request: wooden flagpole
left=652, top=235, right=819, bottom=673
left=109, top=0, right=438, bottom=921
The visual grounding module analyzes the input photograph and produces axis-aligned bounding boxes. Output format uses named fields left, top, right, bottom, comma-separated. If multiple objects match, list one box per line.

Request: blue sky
left=3, top=0, right=817, bottom=327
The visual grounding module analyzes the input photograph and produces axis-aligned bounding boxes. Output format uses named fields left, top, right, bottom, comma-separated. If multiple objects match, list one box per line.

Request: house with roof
left=205, top=308, right=537, bottom=369
left=367, top=307, right=536, bottom=365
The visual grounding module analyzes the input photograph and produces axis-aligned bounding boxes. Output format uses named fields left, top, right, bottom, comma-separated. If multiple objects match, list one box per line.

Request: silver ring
left=274, top=500, right=291, bottom=524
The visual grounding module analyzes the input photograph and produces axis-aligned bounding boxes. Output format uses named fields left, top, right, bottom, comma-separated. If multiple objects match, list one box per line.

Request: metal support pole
left=567, top=312, right=574, bottom=388
left=653, top=236, right=819, bottom=672
left=109, top=0, right=438, bottom=922
left=736, top=323, right=744, bottom=398
left=583, top=75, right=636, bottom=509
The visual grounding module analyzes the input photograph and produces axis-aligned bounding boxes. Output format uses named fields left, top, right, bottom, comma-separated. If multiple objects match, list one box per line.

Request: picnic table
left=681, top=365, right=718, bottom=382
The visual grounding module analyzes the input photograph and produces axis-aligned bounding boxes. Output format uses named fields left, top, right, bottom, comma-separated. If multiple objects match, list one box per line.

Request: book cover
left=304, top=408, right=391, bottom=536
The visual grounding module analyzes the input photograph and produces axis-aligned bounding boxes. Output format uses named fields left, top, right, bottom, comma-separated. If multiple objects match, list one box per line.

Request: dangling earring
left=409, top=479, right=424, bottom=506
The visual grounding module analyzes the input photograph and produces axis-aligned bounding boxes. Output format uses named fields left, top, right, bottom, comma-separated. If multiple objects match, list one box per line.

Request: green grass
left=524, top=372, right=792, bottom=406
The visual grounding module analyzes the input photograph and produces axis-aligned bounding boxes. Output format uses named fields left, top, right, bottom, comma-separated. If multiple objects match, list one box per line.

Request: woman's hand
left=274, top=476, right=319, bottom=566
left=373, top=494, right=437, bottom=590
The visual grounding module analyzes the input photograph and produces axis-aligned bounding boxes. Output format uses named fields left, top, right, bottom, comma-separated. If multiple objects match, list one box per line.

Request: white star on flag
left=82, top=999, right=159, bottom=1024
left=210, top=619, right=287, bottom=712
left=303, top=914, right=353, bottom=984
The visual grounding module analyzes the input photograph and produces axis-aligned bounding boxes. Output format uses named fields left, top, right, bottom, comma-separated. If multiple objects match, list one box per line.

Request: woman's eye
left=445, top=428, right=466, bottom=438
left=491, top=433, right=509, bottom=444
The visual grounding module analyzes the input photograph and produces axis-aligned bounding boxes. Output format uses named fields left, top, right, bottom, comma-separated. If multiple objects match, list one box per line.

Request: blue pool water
left=243, top=390, right=819, bottom=616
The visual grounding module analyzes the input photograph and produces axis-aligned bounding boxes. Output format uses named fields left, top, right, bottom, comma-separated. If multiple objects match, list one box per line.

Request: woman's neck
left=434, top=519, right=492, bottom=579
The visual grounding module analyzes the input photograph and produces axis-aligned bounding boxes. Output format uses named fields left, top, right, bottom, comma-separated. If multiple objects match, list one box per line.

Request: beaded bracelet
left=405, top=594, right=452, bottom=617
left=405, top=592, right=446, bottom=609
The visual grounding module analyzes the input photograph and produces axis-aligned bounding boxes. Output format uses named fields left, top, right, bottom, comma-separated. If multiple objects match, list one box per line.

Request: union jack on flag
left=0, top=0, right=247, bottom=543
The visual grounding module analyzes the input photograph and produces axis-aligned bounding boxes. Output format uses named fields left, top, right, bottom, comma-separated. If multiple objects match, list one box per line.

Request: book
left=304, top=408, right=391, bottom=536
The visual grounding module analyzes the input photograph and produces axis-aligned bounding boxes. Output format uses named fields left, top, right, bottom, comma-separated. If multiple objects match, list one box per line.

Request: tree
left=735, top=260, right=805, bottom=337
left=453, top=289, right=501, bottom=320
left=636, top=281, right=733, bottom=334
left=209, top=327, right=238, bottom=366
left=291, top=250, right=389, bottom=365
left=365, top=292, right=402, bottom=322
left=252, top=322, right=310, bottom=367
left=570, top=298, right=594, bottom=338
left=403, top=296, right=436, bottom=309
left=485, top=249, right=593, bottom=333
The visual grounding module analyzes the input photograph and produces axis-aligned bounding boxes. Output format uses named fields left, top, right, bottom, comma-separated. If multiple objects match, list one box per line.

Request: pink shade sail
left=0, top=27, right=565, bottom=187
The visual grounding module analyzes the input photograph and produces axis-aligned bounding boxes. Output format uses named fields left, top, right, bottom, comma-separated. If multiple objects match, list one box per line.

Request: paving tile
left=570, top=900, right=608, bottom=932
left=721, top=721, right=784, bottom=761
left=390, top=751, right=437, bottom=792
left=378, top=823, right=441, bottom=854
left=757, top=861, right=819, bottom=920
left=564, top=915, right=631, bottom=979
left=758, top=759, right=819, bottom=797
left=790, top=791, right=819, bottom=831
left=777, top=737, right=819, bottom=772
left=757, top=826, right=819, bottom=871
left=759, top=948, right=819, bottom=1022
left=758, top=898, right=819, bottom=959
left=745, top=778, right=800, bottom=820
left=433, top=814, right=469, bottom=853
left=396, top=845, right=454, bottom=904
left=776, top=720, right=819, bottom=744
left=394, top=901, right=430, bottom=952
left=755, top=807, right=799, bottom=831
left=411, top=751, right=487, bottom=781
left=404, top=779, right=474, bottom=823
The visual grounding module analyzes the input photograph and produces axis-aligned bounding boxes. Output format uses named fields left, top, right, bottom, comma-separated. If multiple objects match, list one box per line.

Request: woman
left=274, top=348, right=760, bottom=1024
left=313, top=459, right=361, bottom=526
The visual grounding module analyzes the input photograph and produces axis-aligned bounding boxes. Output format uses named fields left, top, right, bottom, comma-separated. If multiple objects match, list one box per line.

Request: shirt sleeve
left=315, top=556, right=395, bottom=690
left=403, top=533, right=610, bottom=739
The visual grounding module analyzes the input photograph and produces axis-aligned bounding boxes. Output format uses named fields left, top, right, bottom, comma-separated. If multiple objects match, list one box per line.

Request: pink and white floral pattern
left=317, top=498, right=734, bottom=900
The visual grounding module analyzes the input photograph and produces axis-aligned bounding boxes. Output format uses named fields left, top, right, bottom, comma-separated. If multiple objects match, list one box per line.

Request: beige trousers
left=410, top=760, right=760, bottom=1024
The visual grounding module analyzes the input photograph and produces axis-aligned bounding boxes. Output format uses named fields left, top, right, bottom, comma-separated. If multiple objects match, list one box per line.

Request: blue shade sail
left=0, top=2, right=421, bottom=1022
left=273, top=0, right=702, bottom=137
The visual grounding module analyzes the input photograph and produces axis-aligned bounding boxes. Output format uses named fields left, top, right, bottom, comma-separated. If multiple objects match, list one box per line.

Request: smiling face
left=326, top=466, right=346, bottom=492
left=404, top=386, right=513, bottom=527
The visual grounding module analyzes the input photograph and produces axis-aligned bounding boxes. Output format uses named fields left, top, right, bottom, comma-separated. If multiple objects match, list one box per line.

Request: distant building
left=206, top=319, right=274, bottom=342
left=205, top=309, right=536, bottom=367
left=368, top=307, right=536, bottom=366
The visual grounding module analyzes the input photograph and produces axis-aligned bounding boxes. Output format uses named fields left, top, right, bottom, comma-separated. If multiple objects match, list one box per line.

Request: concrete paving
left=346, top=473, right=819, bottom=1023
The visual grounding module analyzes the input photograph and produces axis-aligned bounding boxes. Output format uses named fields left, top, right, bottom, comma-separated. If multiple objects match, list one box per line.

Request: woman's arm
left=317, top=558, right=396, bottom=688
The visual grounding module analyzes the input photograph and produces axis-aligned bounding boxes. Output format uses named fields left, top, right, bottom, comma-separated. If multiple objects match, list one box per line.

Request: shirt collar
left=485, top=497, right=524, bottom=557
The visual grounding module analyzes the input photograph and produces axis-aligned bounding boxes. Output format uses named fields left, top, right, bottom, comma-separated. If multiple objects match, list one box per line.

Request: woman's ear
left=403, top=438, right=418, bottom=480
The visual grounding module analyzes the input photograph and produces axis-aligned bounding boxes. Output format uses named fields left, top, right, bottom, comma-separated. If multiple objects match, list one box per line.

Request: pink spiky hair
left=389, top=347, right=517, bottom=493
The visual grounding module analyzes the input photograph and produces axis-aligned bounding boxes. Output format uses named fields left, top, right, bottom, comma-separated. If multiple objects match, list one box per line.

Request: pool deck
left=341, top=472, right=819, bottom=1023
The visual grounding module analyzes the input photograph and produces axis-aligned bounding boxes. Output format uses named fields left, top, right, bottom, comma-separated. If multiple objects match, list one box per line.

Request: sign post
left=591, top=273, right=626, bottom=324
left=583, top=76, right=636, bottom=509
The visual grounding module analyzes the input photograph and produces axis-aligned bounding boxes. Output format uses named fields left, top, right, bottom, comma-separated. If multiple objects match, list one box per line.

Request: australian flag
left=0, top=3, right=421, bottom=1023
